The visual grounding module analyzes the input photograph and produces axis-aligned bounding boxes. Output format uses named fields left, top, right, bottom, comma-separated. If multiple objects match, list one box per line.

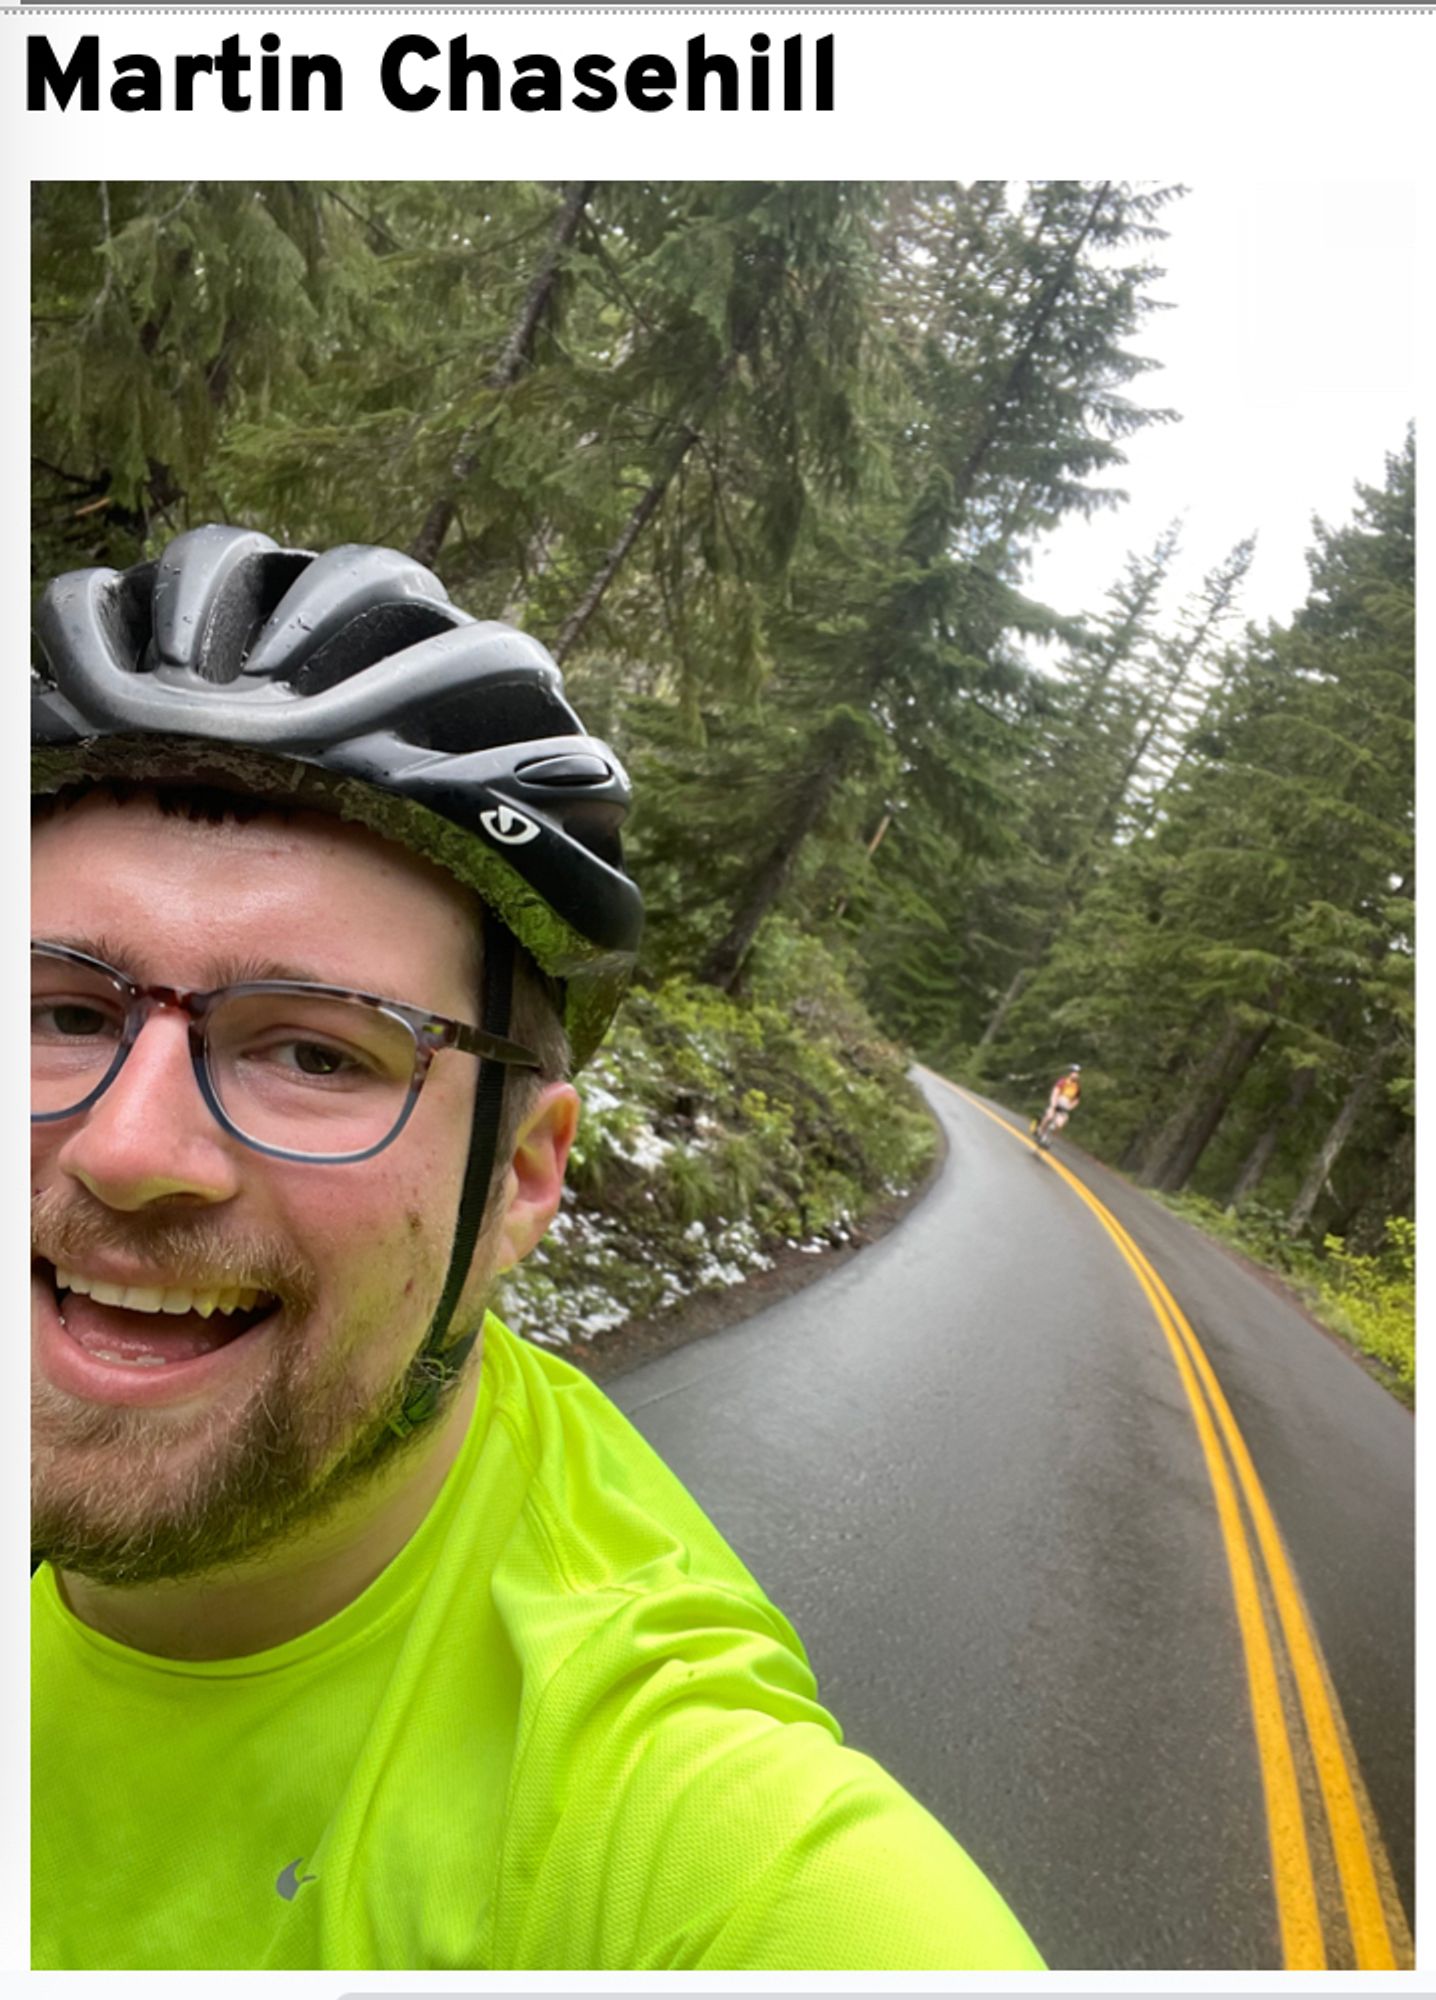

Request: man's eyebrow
left=33, top=932, right=142, bottom=978
left=34, top=934, right=360, bottom=991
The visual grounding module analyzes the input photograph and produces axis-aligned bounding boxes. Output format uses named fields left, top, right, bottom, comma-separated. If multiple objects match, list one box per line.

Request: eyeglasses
left=31, top=942, right=540, bottom=1165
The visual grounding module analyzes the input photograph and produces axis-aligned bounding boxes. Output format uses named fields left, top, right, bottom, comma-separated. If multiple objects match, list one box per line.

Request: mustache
left=30, top=1187, right=318, bottom=1313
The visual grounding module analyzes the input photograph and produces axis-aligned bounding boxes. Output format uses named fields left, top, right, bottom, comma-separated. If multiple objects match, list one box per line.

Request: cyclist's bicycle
left=1033, top=1103, right=1072, bottom=1151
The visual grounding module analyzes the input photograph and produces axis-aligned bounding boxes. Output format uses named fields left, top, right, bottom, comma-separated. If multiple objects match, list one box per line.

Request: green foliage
left=503, top=925, right=936, bottom=1346
left=32, top=183, right=368, bottom=579
left=1315, top=1218, right=1415, bottom=1397
left=1156, top=1196, right=1414, bottom=1401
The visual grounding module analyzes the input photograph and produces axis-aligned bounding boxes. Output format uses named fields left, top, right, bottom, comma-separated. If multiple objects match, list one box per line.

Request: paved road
left=608, top=1072, right=1414, bottom=1971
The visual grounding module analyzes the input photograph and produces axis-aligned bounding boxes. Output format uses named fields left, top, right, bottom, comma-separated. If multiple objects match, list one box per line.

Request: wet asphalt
left=607, top=1071, right=1415, bottom=1971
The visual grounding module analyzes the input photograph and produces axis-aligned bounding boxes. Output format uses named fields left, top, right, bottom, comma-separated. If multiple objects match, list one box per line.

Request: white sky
left=1019, top=180, right=1417, bottom=637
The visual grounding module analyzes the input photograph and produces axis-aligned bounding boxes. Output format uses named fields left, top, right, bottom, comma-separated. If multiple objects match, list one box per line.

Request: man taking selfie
left=31, top=525, right=1042, bottom=1972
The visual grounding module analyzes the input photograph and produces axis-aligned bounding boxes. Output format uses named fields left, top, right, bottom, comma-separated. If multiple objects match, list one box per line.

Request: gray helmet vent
left=290, top=602, right=463, bottom=699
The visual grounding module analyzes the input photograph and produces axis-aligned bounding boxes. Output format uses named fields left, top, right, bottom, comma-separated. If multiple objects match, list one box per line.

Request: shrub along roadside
left=1154, top=1194, right=1415, bottom=1405
left=499, top=927, right=936, bottom=1352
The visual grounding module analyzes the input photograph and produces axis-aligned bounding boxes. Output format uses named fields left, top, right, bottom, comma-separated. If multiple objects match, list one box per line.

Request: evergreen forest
left=31, top=181, right=1416, bottom=1383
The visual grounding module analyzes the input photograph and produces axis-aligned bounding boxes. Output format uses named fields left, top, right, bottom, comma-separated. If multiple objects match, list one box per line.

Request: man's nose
left=48, top=1009, right=243, bottom=1212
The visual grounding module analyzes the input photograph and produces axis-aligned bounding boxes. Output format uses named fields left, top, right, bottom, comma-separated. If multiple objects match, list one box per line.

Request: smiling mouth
left=37, top=1260, right=282, bottom=1368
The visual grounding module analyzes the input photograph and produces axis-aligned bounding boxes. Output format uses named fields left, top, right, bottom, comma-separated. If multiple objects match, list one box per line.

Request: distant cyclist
left=1034, top=1065, right=1082, bottom=1148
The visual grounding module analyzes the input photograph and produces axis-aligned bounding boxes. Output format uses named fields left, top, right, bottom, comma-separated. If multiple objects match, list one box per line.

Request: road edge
left=564, top=1097, right=951, bottom=1386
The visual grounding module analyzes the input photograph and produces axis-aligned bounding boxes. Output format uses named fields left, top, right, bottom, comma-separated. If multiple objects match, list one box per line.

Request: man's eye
left=275, top=1039, right=364, bottom=1078
left=35, top=1002, right=117, bottom=1039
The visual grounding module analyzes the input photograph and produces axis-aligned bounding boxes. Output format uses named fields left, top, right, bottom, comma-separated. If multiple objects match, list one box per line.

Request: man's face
left=31, top=794, right=490, bottom=1587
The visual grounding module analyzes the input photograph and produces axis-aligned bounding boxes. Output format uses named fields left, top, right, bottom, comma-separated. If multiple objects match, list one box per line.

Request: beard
left=30, top=1186, right=473, bottom=1590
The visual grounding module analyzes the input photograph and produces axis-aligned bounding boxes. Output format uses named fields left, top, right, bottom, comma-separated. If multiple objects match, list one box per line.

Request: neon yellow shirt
left=32, top=1317, right=1043, bottom=1971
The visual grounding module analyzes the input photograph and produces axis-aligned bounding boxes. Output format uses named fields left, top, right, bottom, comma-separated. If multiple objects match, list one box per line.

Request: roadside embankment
left=500, top=935, right=938, bottom=1377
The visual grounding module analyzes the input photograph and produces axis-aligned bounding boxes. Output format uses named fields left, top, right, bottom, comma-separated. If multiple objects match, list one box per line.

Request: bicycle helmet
left=32, top=524, right=644, bottom=1431
left=33, top=524, right=642, bottom=1067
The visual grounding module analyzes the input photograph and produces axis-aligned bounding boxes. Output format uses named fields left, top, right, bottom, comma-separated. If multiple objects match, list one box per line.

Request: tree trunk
left=1225, top=1066, right=1316, bottom=1208
left=1155, top=1019, right=1272, bottom=1193
left=974, top=885, right=1077, bottom=1052
left=410, top=181, right=594, bottom=571
left=1137, top=1011, right=1263, bottom=1190
left=551, top=243, right=791, bottom=665
left=832, top=811, right=893, bottom=921
left=1119, top=1116, right=1160, bottom=1174
left=1285, top=1069, right=1381, bottom=1239
left=975, top=963, right=1033, bottom=1052
left=699, top=750, right=845, bottom=992
left=550, top=423, right=700, bottom=664
left=1108, top=1036, right=1204, bottom=1169
left=947, top=183, right=1112, bottom=517
left=1097, top=541, right=1253, bottom=824
left=1333, top=1117, right=1413, bottom=1252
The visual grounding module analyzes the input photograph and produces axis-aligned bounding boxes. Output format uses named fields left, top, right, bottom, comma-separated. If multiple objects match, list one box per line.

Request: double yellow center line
left=947, top=1083, right=1411, bottom=1972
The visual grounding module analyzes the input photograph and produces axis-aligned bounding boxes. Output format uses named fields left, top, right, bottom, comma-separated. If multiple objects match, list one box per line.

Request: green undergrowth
left=1155, top=1194, right=1415, bottom=1404
left=501, top=926, right=937, bottom=1351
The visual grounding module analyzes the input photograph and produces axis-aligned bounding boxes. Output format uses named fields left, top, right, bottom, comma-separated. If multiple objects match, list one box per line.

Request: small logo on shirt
left=276, top=1857, right=318, bottom=1901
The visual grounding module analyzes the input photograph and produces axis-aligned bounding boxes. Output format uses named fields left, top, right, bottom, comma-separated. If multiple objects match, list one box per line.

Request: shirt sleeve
left=683, top=1729, right=1046, bottom=1971
left=491, top=1579, right=1044, bottom=1971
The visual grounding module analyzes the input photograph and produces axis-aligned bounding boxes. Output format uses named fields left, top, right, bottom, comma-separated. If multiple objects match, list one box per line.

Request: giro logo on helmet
left=480, top=805, right=540, bottom=846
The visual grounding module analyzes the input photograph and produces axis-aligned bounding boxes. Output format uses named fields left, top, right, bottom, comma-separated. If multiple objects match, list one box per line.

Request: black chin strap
left=390, top=923, right=515, bottom=1437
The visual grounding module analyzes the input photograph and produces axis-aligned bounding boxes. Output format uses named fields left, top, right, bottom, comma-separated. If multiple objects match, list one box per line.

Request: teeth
left=80, top=1277, right=130, bottom=1309
left=54, top=1267, right=269, bottom=1318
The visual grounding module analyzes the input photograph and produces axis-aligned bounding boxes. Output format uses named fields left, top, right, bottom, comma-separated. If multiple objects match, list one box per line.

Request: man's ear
left=492, top=1081, right=581, bottom=1275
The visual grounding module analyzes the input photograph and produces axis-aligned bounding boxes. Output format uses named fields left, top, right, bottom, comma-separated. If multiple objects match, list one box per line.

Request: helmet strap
left=389, top=922, right=515, bottom=1437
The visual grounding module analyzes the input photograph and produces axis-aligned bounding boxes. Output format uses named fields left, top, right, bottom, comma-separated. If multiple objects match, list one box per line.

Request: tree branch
left=410, top=180, right=596, bottom=571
